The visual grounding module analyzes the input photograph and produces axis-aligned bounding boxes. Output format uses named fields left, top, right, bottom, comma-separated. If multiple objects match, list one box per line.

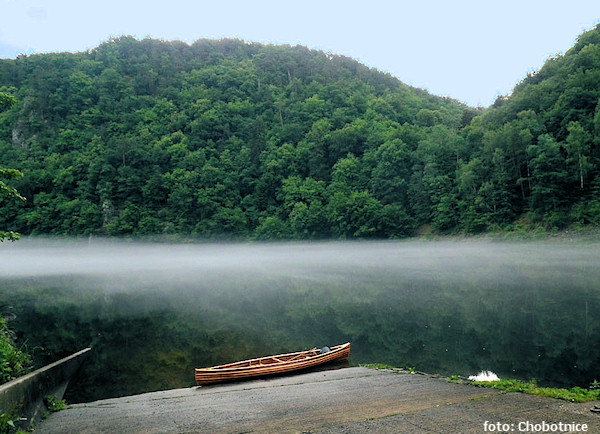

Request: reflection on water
left=0, top=239, right=598, bottom=402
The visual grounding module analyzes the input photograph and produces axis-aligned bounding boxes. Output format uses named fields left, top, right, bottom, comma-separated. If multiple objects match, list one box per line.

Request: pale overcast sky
left=1, top=0, right=599, bottom=107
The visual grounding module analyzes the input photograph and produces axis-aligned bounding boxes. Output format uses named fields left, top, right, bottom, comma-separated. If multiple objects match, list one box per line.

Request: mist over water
left=1, top=238, right=599, bottom=402
left=2, top=238, right=598, bottom=282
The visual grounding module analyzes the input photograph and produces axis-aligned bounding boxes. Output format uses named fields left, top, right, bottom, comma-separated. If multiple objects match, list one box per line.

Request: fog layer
left=1, top=238, right=598, bottom=286
left=2, top=238, right=598, bottom=401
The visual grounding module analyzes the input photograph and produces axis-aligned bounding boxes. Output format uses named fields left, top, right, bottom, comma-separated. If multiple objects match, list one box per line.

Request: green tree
left=280, top=176, right=329, bottom=238
left=565, top=121, right=593, bottom=190
left=0, top=170, right=26, bottom=241
left=367, top=139, right=411, bottom=207
left=0, top=92, right=16, bottom=109
left=527, top=134, right=568, bottom=221
left=0, top=92, right=25, bottom=241
left=327, top=189, right=385, bottom=238
left=4, top=30, right=600, bottom=237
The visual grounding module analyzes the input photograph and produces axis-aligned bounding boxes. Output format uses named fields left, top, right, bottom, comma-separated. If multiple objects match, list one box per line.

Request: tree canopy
left=0, top=91, right=24, bottom=241
left=1, top=27, right=600, bottom=238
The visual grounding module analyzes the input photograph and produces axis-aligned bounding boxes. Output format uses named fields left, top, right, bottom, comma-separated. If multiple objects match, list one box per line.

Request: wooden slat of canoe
left=197, top=350, right=344, bottom=374
left=212, top=350, right=309, bottom=369
left=195, top=343, right=350, bottom=385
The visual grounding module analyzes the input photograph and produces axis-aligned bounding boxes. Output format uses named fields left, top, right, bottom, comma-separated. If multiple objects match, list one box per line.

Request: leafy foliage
left=0, top=37, right=462, bottom=238
left=43, top=395, right=66, bottom=412
left=0, top=315, right=30, bottom=384
left=0, top=411, right=26, bottom=434
left=0, top=91, right=25, bottom=242
left=0, top=168, right=24, bottom=242
left=2, top=27, right=600, bottom=236
left=468, top=378, right=600, bottom=403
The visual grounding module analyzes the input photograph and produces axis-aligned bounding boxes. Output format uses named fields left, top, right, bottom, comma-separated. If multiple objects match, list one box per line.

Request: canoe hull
left=195, top=343, right=350, bottom=385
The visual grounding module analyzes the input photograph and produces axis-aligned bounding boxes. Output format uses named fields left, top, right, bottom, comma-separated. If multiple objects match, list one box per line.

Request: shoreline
left=35, top=367, right=600, bottom=433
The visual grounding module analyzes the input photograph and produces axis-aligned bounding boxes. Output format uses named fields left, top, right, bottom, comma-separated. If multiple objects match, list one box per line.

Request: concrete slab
left=36, top=367, right=599, bottom=433
left=0, top=347, right=91, bottom=430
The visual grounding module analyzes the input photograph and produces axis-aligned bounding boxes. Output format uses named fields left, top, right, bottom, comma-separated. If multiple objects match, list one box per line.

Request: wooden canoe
left=195, top=342, right=350, bottom=385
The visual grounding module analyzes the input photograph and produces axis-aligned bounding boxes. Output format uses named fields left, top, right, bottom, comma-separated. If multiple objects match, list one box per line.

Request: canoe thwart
left=195, top=342, right=351, bottom=385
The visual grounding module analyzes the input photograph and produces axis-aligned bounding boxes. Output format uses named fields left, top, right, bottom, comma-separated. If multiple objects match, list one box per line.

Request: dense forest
left=2, top=25, right=600, bottom=238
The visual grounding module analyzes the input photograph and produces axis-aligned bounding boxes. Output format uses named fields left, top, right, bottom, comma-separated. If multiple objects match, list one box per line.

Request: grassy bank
left=361, top=364, right=600, bottom=403
left=450, top=377, right=600, bottom=403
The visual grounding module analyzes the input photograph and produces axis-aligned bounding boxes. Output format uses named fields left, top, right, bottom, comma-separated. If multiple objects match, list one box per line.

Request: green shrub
left=0, top=315, right=30, bottom=384
left=44, top=395, right=66, bottom=412
left=0, top=410, right=25, bottom=434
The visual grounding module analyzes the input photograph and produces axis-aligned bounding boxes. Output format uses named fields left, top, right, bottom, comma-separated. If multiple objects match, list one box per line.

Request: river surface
left=0, top=238, right=598, bottom=402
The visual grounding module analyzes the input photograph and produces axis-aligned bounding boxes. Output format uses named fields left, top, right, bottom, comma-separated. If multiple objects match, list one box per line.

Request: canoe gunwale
left=202, top=348, right=320, bottom=371
left=195, top=342, right=350, bottom=385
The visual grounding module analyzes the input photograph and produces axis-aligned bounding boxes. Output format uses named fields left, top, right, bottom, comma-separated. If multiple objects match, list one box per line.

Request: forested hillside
left=1, top=26, right=600, bottom=239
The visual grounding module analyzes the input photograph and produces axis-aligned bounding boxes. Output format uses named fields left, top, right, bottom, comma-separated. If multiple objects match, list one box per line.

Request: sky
left=1, top=0, right=600, bottom=107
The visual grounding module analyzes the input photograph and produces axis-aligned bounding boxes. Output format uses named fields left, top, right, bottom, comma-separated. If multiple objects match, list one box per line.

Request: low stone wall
left=0, top=347, right=91, bottom=429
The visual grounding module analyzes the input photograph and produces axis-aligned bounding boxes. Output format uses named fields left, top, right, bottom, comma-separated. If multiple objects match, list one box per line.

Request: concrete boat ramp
left=37, top=367, right=599, bottom=433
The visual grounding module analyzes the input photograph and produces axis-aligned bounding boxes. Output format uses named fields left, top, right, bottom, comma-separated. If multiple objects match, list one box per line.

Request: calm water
left=0, top=239, right=598, bottom=402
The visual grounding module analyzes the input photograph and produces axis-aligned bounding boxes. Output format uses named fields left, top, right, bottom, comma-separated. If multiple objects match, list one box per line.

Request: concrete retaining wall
left=0, top=347, right=91, bottom=429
